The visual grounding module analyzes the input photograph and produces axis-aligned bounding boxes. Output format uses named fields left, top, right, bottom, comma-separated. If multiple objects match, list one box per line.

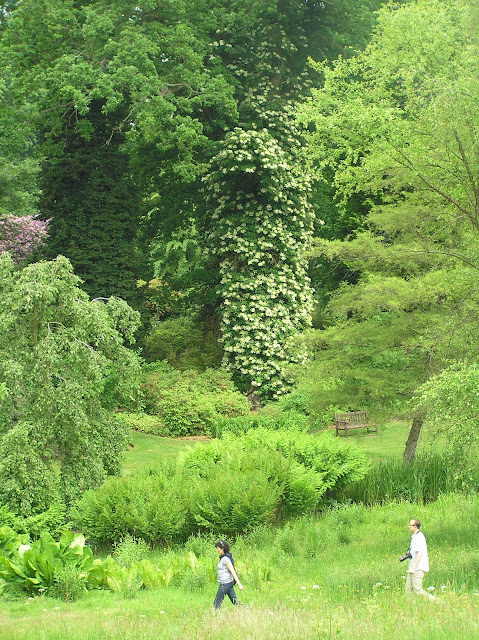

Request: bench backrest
left=335, top=411, right=369, bottom=424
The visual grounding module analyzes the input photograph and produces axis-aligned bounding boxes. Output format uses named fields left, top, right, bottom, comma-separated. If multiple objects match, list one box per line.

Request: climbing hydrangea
left=204, top=127, right=313, bottom=400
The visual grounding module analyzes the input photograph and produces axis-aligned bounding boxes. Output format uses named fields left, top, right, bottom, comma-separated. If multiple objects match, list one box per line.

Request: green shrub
left=180, top=429, right=370, bottom=526
left=142, top=364, right=249, bottom=436
left=184, top=533, right=218, bottom=558
left=0, top=422, right=62, bottom=517
left=0, top=502, right=69, bottom=540
left=312, top=404, right=348, bottom=430
left=143, top=316, right=222, bottom=370
left=0, top=505, right=17, bottom=529
left=279, top=463, right=318, bottom=518
left=156, top=387, right=219, bottom=436
left=277, top=392, right=311, bottom=415
left=222, top=428, right=371, bottom=492
left=115, top=412, right=166, bottom=436
left=141, top=361, right=182, bottom=406
left=72, top=428, right=370, bottom=546
left=182, top=442, right=320, bottom=525
left=189, top=459, right=281, bottom=535
left=49, top=564, right=87, bottom=602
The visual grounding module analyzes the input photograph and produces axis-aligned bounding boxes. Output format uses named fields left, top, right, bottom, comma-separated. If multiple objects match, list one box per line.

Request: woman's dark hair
left=215, top=540, right=230, bottom=553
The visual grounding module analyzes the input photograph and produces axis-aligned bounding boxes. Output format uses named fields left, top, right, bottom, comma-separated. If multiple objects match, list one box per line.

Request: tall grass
left=337, top=454, right=478, bottom=505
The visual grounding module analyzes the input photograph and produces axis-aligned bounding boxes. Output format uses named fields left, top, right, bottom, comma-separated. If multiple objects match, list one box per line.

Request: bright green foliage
left=214, top=409, right=309, bottom=438
left=296, top=0, right=479, bottom=429
left=416, top=363, right=479, bottom=484
left=221, top=428, right=371, bottom=491
left=0, top=503, right=68, bottom=540
left=0, top=525, right=175, bottom=599
left=113, top=535, right=150, bottom=568
left=181, top=428, right=371, bottom=523
left=204, top=127, right=314, bottom=399
left=296, top=308, right=429, bottom=422
left=188, top=451, right=283, bottom=533
left=115, top=412, right=166, bottom=436
left=0, top=122, right=39, bottom=221
left=71, top=470, right=189, bottom=545
left=0, top=254, right=142, bottom=513
left=141, top=362, right=249, bottom=436
left=340, top=454, right=476, bottom=505
left=49, top=564, right=88, bottom=602
left=0, top=44, right=40, bottom=221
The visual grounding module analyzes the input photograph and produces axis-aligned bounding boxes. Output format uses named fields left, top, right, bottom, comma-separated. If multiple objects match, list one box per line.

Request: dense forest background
left=1, top=0, right=479, bottom=514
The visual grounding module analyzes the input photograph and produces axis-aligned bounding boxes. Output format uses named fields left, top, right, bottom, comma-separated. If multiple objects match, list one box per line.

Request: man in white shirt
left=405, top=519, right=435, bottom=600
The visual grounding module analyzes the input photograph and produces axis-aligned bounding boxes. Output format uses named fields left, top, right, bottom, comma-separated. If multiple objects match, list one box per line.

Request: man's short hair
left=411, top=519, right=421, bottom=528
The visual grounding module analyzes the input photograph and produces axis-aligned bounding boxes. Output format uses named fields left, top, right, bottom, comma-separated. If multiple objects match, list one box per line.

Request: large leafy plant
left=0, top=528, right=102, bottom=596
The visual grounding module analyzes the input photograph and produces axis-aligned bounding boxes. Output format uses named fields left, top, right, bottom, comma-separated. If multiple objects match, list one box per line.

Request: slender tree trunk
left=403, top=411, right=425, bottom=462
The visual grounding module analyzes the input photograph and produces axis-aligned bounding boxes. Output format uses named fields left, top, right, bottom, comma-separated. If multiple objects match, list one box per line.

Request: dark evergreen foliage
left=40, top=102, right=145, bottom=305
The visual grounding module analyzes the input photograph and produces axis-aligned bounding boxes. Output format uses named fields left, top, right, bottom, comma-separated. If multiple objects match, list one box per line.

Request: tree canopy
left=0, top=0, right=386, bottom=358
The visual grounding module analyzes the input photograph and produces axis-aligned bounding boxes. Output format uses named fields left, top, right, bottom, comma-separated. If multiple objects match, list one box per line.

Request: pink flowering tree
left=0, top=215, right=49, bottom=263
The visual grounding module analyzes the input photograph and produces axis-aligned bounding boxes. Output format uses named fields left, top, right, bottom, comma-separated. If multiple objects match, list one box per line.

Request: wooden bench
left=335, top=411, right=377, bottom=437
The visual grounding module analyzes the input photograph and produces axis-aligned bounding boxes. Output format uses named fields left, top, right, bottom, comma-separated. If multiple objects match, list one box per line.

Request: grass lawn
left=123, top=431, right=197, bottom=475
left=332, top=419, right=412, bottom=462
left=342, top=419, right=445, bottom=462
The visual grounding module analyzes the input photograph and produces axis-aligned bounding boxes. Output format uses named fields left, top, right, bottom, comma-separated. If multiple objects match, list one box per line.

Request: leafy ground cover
left=1, top=495, right=478, bottom=639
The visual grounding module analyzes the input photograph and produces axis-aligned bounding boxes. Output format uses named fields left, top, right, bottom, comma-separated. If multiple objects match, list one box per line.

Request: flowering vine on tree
left=204, top=127, right=314, bottom=400
left=0, top=214, right=49, bottom=263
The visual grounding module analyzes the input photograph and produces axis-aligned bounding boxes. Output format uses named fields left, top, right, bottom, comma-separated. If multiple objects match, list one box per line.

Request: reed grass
left=337, top=454, right=478, bottom=505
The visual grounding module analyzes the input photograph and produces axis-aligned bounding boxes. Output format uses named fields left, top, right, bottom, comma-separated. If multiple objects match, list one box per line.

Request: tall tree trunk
left=403, top=410, right=425, bottom=462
